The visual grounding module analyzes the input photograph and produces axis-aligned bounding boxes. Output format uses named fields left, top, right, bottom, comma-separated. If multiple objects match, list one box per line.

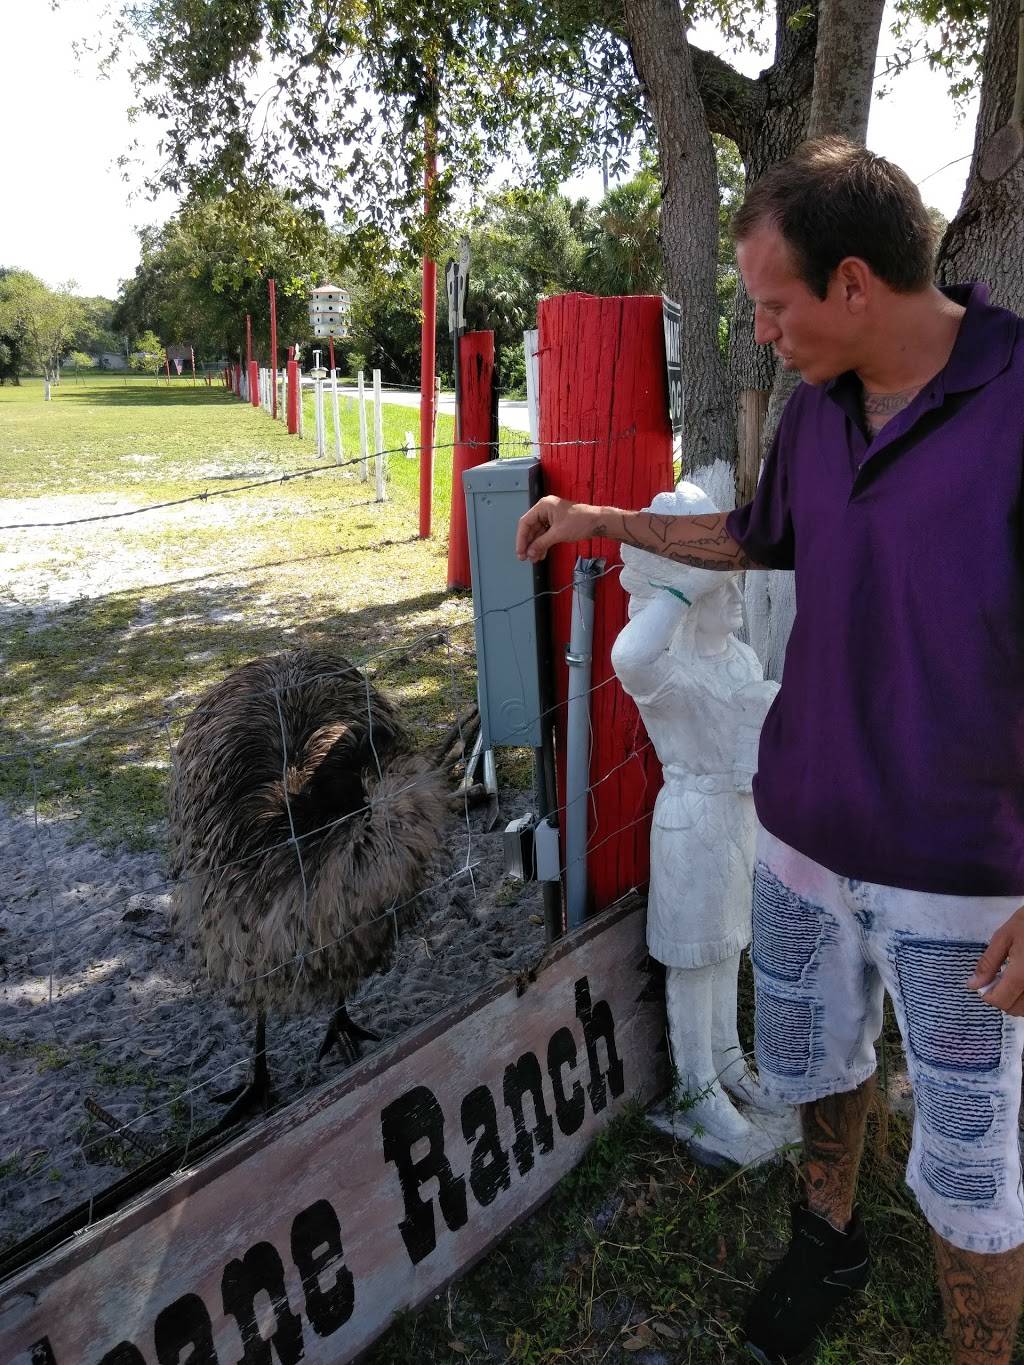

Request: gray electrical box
left=463, top=457, right=550, bottom=749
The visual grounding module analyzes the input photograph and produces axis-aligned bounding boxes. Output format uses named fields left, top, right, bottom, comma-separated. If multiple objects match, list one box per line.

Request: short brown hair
left=731, top=137, right=937, bottom=299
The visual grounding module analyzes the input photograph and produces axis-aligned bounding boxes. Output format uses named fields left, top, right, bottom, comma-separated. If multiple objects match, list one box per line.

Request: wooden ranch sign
left=1, top=897, right=666, bottom=1365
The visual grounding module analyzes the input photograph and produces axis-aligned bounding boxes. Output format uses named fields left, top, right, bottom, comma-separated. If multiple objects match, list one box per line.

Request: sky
left=0, top=1, right=980, bottom=300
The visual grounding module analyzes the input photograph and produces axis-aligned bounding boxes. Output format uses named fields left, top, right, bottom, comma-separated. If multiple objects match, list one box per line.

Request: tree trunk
left=692, top=0, right=818, bottom=507
left=937, top=0, right=1024, bottom=313
left=726, top=1, right=818, bottom=532
left=623, top=0, right=736, bottom=510
left=747, top=0, right=886, bottom=677
left=806, top=0, right=886, bottom=141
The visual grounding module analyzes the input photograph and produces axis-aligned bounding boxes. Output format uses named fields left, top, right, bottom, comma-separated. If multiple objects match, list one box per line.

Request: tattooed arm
left=514, top=496, right=757, bottom=569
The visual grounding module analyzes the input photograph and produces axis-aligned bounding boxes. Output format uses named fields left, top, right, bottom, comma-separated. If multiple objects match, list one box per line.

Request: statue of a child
left=611, top=480, right=794, bottom=1165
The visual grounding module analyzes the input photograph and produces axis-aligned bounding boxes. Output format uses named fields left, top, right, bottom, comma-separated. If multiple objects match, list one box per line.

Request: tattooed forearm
left=591, top=510, right=755, bottom=570
left=932, top=1234, right=1024, bottom=1364
left=799, top=1077, right=876, bottom=1231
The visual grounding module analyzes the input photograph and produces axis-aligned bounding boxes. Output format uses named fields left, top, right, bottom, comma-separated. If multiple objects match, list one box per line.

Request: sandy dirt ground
left=0, top=491, right=546, bottom=1254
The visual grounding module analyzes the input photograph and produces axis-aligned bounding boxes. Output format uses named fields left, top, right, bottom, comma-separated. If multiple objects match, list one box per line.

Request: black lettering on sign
left=96, top=1346, right=147, bottom=1365
left=220, top=1242, right=303, bottom=1365
left=290, top=1199, right=354, bottom=1337
left=460, top=1085, right=511, bottom=1206
left=154, top=1292, right=218, bottom=1365
left=502, top=1053, right=554, bottom=1176
left=381, top=1085, right=468, bottom=1266
left=547, top=1027, right=586, bottom=1136
left=575, top=977, right=625, bottom=1113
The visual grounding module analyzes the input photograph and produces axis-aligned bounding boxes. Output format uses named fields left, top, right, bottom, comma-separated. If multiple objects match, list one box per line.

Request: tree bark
left=746, top=0, right=885, bottom=676
left=937, top=0, right=1024, bottom=313
left=806, top=0, right=886, bottom=141
left=623, top=0, right=735, bottom=491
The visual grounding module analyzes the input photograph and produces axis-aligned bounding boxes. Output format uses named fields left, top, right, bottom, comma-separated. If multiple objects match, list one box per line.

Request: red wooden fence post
left=538, top=293, right=673, bottom=916
left=286, top=358, right=299, bottom=434
left=447, top=331, right=495, bottom=590
left=249, top=360, right=259, bottom=408
left=234, top=363, right=242, bottom=397
left=268, top=278, right=278, bottom=419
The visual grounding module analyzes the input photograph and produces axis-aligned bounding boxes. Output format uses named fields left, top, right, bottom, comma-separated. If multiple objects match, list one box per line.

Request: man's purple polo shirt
left=726, top=283, right=1024, bottom=896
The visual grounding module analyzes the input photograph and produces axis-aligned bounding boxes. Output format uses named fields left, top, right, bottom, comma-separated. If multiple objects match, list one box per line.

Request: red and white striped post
left=447, top=331, right=494, bottom=590
left=268, top=278, right=278, bottom=419
left=538, top=293, right=674, bottom=916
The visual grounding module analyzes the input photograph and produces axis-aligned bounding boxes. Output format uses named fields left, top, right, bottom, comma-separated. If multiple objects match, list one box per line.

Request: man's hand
left=515, top=496, right=604, bottom=563
left=968, top=906, right=1024, bottom=1015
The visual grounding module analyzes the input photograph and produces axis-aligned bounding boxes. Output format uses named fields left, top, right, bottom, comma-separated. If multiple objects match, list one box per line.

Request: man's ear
left=834, top=257, right=872, bottom=314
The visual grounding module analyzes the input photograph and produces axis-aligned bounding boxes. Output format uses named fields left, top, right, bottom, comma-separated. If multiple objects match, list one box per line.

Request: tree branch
left=689, top=45, right=764, bottom=143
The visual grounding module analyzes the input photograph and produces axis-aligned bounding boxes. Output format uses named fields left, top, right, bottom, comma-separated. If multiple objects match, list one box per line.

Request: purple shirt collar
left=825, top=281, right=1018, bottom=409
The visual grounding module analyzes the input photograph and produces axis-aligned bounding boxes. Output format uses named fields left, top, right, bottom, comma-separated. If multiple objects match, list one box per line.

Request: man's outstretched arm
left=515, top=496, right=755, bottom=569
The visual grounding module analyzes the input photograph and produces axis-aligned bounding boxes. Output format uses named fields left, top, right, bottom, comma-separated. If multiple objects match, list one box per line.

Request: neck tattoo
left=861, top=384, right=923, bottom=435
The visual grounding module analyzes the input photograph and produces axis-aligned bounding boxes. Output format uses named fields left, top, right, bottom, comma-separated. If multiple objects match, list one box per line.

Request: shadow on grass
left=55, top=387, right=237, bottom=408
left=1, top=575, right=475, bottom=848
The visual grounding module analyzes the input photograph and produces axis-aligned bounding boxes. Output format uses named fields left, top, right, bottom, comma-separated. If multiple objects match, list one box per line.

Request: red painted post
left=538, top=293, right=674, bottom=916
left=419, top=136, right=437, bottom=538
left=268, top=278, right=278, bottom=418
left=447, top=331, right=495, bottom=590
left=249, top=359, right=259, bottom=407
left=234, top=363, right=242, bottom=396
left=286, top=358, right=299, bottom=434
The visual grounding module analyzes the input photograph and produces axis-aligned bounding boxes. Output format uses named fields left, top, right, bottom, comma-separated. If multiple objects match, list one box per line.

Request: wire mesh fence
left=0, top=398, right=655, bottom=1269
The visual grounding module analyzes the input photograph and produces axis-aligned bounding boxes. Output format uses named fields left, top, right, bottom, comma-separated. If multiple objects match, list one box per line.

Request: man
left=515, top=137, right=1024, bottom=1365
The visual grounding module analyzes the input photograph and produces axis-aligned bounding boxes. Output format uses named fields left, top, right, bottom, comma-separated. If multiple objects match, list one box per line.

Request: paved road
left=309, top=382, right=533, bottom=435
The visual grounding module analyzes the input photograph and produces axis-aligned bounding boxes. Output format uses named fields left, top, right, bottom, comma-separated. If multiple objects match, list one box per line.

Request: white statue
left=611, top=481, right=796, bottom=1166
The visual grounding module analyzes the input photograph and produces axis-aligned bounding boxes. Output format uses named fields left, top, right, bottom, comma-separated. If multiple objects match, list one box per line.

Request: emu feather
left=168, top=648, right=448, bottom=1018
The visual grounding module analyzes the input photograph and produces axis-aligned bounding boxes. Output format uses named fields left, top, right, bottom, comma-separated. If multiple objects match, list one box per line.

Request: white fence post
left=524, top=329, right=540, bottom=461
left=357, top=370, right=369, bottom=481
left=297, top=375, right=304, bottom=438
left=331, top=368, right=342, bottom=462
left=373, top=368, right=386, bottom=502
left=315, top=378, right=326, bottom=458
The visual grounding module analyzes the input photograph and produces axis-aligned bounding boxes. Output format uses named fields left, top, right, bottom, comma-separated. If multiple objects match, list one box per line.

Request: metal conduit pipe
left=564, top=556, right=605, bottom=930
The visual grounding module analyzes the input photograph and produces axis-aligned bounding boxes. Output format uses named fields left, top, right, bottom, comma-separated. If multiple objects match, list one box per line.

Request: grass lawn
left=0, top=375, right=531, bottom=847
left=0, top=376, right=950, bottom=1362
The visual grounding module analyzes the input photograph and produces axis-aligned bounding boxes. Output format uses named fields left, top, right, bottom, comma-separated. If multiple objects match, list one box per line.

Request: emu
left=168, top=647, right=450, bottom=1126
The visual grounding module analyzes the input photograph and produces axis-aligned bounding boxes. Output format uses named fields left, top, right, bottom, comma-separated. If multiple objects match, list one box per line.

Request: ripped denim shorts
left=752, top=828, right=1024, bottom=1254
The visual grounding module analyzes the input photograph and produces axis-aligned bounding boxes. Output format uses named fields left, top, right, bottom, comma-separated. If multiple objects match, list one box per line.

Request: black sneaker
left=743, top=1203, right=870, bottom=1364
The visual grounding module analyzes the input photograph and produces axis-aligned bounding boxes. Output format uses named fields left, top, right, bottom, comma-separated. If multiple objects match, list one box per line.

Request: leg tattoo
left=800, top=1077, right=876, bottom=1230
left=932, top=1234, right=1024, bottom=1365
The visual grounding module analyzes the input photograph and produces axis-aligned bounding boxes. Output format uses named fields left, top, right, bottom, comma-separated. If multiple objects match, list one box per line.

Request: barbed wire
left=0, top=391, right=680, bottom=1259
left=0, top=426, right=641, bottom=532
left=3, top=659, right=643, bottom=977
left=0, top=560, right=629, bottom=762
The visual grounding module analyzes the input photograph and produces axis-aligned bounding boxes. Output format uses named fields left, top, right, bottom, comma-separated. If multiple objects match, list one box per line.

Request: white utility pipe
left=564, top=557, right=605, bottom=930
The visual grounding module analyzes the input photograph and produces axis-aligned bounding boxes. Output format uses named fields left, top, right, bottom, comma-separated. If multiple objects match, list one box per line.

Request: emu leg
left=317, top=1000, right=380, bottom=1065
left=212, top=1009, right=275, bottom=1129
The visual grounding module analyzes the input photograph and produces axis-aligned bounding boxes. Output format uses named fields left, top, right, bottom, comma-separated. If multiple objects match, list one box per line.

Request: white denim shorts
left=752, top=828, right=1024, bottom=1254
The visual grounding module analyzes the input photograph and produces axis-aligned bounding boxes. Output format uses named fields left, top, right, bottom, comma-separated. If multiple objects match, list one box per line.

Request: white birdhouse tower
left=308, top=283, right=351, bottom=338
